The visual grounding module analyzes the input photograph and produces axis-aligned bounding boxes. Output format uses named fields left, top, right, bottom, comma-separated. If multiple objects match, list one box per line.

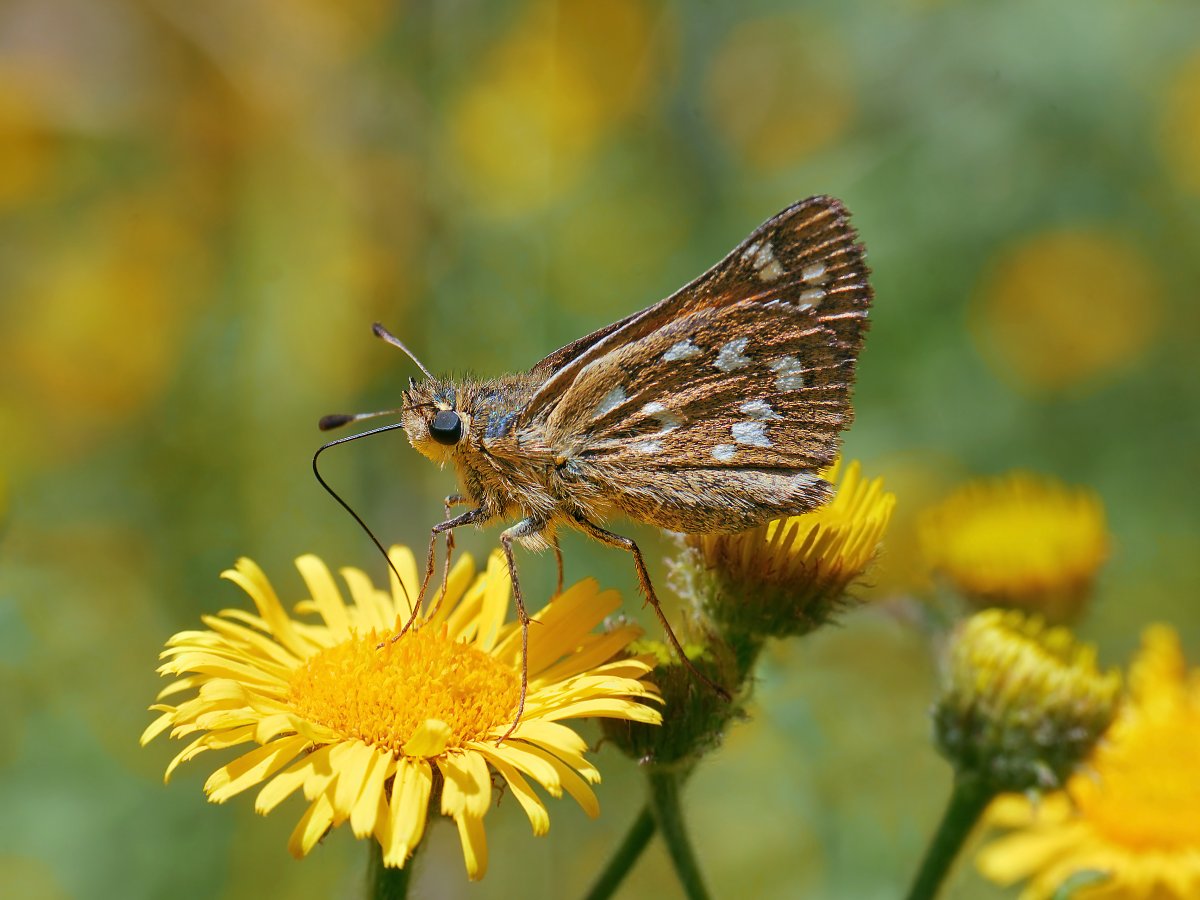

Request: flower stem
left=905, top=775, right=994, bottom=900
left=367, top=841, right=416, bottom=900
left=646, top=770, right=712, bottom=900
left=582, top=806, right=657, bottom=900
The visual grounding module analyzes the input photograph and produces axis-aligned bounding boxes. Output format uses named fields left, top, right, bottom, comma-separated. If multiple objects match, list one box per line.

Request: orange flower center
left=1075, top=708, right=1200, bottom=850
left=287, top=624, right=521, bottom=755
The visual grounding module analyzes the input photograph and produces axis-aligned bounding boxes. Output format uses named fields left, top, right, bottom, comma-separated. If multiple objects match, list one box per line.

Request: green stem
left=905, top=775, right=995, bottom=900
left=367, top=839, right=416, bottom=900
left=582, top=806, right=657, bottom=900
left=646, top=770, right=712, bottom=900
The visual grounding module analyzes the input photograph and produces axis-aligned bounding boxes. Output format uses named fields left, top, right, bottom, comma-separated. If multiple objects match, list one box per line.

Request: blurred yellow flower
left=142, top=547, right=661, bottom=880
left=689, top=459, right=895, bottom=637
left=704, top=15, right=855, bottom=171
left=919, top=472, right=1108, bottom=623
left=1160, top=50, right=1200, bottom=194
left=971, top=229, right=1162, bottom=392
left=0, top=76, right=55, bottom=209
left=449, top=0, right=663, bottom=215
left=977, top=624, right=1200, bottom=899
left=934, top=609, right=1120, bottom=792
left=2, top=196, right=205, bottom=467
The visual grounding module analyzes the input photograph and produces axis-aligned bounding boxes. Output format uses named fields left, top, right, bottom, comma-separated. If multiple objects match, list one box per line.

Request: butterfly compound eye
left=429, top=409, right=463, bottom=446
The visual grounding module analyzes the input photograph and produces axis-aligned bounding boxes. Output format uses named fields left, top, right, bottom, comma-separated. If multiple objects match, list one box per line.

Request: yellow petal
left=296, top=554, right=350, bottom=637
left=221, top=558, right=308, bottom=657
left=426, top=553, right=478, bottom=630
left=340, top=565, right=391, bottom=633
left=438, top=750, right=492, bottom=819
left=475, top=551, right=511, bottom=652
left=403, top=719, right=452, bottom=758
left=481, top=752, right=549, bottom=836
left=256, top=744, right=333, bottom=814
left=455, top=812, right=489, bottom=880
left=386, top=546, right=421, bottom=622
left=517, top=742, right=600, bottom=816
left=350, top=749, right=394, bottom=838
left=205, top=735, right=309, bottom=803
left=383, top=759, right=433, bottom=867
left=332, top=741, right=378, bottom=820
left=288, top=792, right=336, bottom=858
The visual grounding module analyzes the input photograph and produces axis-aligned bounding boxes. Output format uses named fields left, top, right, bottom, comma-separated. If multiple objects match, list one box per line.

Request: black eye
left=429, top=409, right=462, bottom=446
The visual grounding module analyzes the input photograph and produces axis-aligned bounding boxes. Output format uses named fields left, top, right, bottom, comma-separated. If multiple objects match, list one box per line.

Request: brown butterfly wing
left=518, top=195, right=870, bottom=424
left=504, top=196, right=872, bottom=531
left=529, top=309, right=643, bottom=379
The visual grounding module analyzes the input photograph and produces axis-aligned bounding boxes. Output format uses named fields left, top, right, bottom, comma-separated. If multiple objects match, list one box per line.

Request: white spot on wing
left=632, top=440, right=662, bottom=454
left=802, top=262, right=828, bottom=283
left=594, top=385, right=627, bottom=418
left=715, top=337, right=752, bottom=372
left=732, top=421, right=771, bottom=447
left=748, top=241, right=786, bottom=282
left=642, top=401, right=683, bottom=433
left=739, top=399, right=782, bottom=420
left=759, top=260, right=785, bottom=281
left=712, top=444, right=736, bottom=462
left=769, top=356, right=806, bottom=391
left=798, top=288, right=825, bottom=305
left=663, top=339, right=702, bottom=362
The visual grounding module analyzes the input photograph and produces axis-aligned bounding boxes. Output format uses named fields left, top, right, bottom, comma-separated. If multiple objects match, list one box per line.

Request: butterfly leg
left=497, top=516, right=546, bottom=743
left=551, top=535, right=564, bottom=596
left=571, top=515, right=732, bottom=703
left=424, top=494, right=470, bottom=621
left=396, top=505, right=486, bottom=638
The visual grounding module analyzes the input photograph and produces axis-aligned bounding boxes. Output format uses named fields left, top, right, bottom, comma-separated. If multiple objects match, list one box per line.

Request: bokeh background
left=2, top=1, right=1198, bottom=898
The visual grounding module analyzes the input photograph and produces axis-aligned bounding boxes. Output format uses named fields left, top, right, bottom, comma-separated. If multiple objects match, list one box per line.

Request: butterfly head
left=402, top=377, right=470, bottom=464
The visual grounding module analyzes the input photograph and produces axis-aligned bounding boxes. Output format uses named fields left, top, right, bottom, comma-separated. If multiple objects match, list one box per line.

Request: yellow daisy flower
left=919, top=472, right=1108, bottom=623
left=141, top=546, right=662, bottom=880
left=687, top=459, right=895, bottom=637
left=976, top=624, right=1200, bottom=899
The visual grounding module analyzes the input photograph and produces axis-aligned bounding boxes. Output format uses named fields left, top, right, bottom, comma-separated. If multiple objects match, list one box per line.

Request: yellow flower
left=977, top=625, right=1200, bottom=899
left=687, top=459, right=895, bottom=638
left=935, top=609, right=1120, bottom=793
left=142, top=547, right=661, bottom=880
left=970, top=229, right=1162, bottom=392
left=919, top=472, right=1109, bottom=623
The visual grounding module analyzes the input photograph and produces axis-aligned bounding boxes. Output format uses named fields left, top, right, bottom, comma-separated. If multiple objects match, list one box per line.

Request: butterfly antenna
left=318, top=409, right=404, bottom=431
left=312, top=423, right=414, bottom=610
left=372, top=322, right=435, bottom=381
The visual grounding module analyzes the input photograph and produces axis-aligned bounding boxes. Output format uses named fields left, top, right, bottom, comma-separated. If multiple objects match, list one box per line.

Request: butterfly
left=319, top=195, right=873, bottom=736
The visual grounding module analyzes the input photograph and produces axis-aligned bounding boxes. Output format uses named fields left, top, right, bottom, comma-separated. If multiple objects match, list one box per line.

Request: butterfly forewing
left=518, top=195, right=870, bottom=424
left=492, top=195, right=871, bottom=531
left=546, top=299, right=855, bottom=468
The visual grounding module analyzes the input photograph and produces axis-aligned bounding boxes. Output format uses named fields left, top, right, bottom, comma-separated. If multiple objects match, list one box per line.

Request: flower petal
left=438, top=750, right=492, bottom=819
left=332, top=740, right=378, bottom=819
left=288, top=792, right=336, bottom=858
left=455, top=812, right=489, bottom=880
left=403, top=719, right=451, bottom=758
left=382, top=759, right=433, bottom=867
left=221, top=558, right=309, bottom=657
left=296, top=554, right=351, bottom=637
left=205, top=735, right=309, bottom=803
left=350, top=749, right=394, bottom=838
left=477, top=751, right=549, bottom=836
left=474, top=551, right=511, bottom=652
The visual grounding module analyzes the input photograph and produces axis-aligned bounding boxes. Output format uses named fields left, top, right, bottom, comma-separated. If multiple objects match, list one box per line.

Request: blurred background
left=1, top=1, right=1197, bottom=898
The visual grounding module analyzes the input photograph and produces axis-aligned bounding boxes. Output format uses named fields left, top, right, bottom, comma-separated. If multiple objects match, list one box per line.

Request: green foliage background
left=1, top=1, right=1197, bottom=898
